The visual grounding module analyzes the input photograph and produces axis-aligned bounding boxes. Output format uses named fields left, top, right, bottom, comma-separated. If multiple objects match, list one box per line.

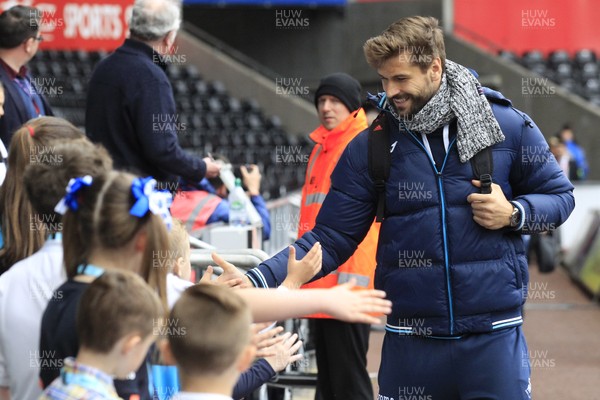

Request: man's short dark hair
left=0, top=6, right=40, bottom=49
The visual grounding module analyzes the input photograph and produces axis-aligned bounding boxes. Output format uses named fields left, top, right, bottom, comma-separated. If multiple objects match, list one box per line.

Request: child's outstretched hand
left=209, top=252, right=253, bottom=288
left=281, top=243, right=322, bottom=290
left=251, top=322, right=284, bottom=358
left=324, top=279, right=392, bottom=324
left=198, top=265, right=244, bottom=288
left=263, top=332, right=304, bottom=373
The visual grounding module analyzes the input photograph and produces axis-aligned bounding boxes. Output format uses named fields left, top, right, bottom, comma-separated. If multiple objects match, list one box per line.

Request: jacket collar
left=310, top=109, right=367, bottom=151
left=0, top=57, right=28, bottom=79
left=118, top=38, right=167, bottom=70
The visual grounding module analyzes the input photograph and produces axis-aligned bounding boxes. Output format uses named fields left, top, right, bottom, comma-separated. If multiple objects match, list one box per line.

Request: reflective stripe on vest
left=336, top=271, right=370, bottom=287
left=186, top=194, right=218, bottom=232
left=305, top=144, right=322, bottom=182
left=304, top=192, right=327, bottom=206
left=170, top=191, right=222, bottom=232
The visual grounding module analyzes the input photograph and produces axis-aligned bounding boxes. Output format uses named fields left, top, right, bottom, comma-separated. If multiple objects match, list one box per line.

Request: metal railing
left=264, top=191, right=302, bottom=256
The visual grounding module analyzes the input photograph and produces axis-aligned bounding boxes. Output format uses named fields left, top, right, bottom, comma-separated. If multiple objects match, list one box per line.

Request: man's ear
left=159, top=339, right=177, bottom=365
left=429, top=57, right=443, bottom=82
left=236, top=344, right=256, bottom=373
left=23, top=37, right=35, bottom=54
left=120, top=333, right=143, bottom=355
left=165, top=30, right=177, bottom=51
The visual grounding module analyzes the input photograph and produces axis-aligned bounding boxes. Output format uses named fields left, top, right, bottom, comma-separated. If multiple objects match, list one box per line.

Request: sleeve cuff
left=246, top=268, right=269, bottom=288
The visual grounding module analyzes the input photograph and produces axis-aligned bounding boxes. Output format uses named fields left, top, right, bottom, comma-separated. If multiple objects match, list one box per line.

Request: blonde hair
left=0, top=117, right=84, bottom=274
left=167, top=218, right=188, bottom=273
left=62, top=171, right=169, bottom=310
left=363, top=16, right=446, bottom=71
left=77, top=269, right=164, bottom=352
left=169, top=284, right=252, bottom=375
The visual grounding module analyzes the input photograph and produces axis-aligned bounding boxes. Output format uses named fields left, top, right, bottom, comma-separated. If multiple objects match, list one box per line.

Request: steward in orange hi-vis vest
left=170, top=191, right=222, bottom=235
left=299, top=108, right=380, bottom=318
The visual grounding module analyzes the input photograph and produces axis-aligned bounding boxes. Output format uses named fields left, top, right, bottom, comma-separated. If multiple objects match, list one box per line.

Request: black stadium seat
left=548, top=50, right=570, bottom=69
left=521, top=50, right=545, bottom=69
left=502, top=48, right=600, bottom=108
left=574, top=49, right=597, bottom=69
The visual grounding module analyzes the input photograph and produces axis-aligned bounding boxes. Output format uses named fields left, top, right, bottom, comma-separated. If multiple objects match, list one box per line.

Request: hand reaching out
left=281, top=243, right=322, bottom=290
left=251, top=322, right=284, bottom=358
left=210, top=252, right=253, bottom=288
left=323, top=279, right=392, bottom=324
left=198, top=265, right=244, bottom=289
left=263, top=332, right=304, bottom=373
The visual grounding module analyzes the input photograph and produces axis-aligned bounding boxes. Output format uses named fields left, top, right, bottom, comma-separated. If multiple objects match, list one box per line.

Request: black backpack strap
left=368, top=112, right=391, bottom=222
left=470, top=146, right=494, bottom=194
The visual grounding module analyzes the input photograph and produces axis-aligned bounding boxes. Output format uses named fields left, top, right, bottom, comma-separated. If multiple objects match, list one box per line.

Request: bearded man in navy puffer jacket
left=227, top=16, right=575, bottom=400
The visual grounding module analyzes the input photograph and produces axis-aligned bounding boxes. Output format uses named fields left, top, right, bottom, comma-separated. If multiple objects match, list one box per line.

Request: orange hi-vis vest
left=170, top=191, right=222, bottom=235
left=299, top=109, right=380, bottom=318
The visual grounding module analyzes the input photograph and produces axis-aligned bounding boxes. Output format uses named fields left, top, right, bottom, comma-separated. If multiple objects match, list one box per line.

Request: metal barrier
left=264, top=191, right=302, bottom=256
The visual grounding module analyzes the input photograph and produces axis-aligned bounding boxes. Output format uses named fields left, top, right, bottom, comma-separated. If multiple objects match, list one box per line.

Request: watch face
left=511, top=207, right=520, bottom=227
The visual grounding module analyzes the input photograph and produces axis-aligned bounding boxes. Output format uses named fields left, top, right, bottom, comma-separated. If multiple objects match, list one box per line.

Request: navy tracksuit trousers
left=377, top=326, right=532, bottom=400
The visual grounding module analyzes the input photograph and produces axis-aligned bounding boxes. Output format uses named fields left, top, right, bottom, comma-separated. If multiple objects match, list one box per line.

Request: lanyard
left=420, top=124, right=450, bottom=161
left=12, top=76, right=42, bottom=116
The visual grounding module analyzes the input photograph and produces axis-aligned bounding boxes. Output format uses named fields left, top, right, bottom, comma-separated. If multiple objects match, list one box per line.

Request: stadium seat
left=574, top=49, right=597, bottom=69
left=548, top=50, right=570, bottom=69
left=497, top=50, right=519, bottom=63
left=521, top=50, right=545, bottom=69
left=578, top=62, right=599, bottom=82
left=552, top=63, right=573, bottom=83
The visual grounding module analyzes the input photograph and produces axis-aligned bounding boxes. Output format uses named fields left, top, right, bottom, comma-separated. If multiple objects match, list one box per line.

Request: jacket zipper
left=403, top=123, right=457, bottom=335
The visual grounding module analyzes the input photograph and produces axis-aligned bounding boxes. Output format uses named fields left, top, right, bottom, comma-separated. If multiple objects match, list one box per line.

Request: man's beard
left=390, top=83, right=437, bottom=119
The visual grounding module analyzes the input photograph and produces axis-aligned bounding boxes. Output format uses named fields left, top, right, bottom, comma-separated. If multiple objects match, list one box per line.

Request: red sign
left=1, top=0, right=134, bottom=51
left=455, top=0, right=600, bottom=56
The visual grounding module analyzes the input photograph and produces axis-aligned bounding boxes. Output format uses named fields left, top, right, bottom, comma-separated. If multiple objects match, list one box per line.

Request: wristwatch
left=509, top=203, right=522, bottom=228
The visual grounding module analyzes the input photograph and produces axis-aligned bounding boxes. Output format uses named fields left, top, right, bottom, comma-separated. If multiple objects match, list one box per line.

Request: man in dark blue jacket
left=227, top=16, right=575, bottom=400
left=85, top=0, right=220, bottom=185
left=0, top=5, right=53, bottom=145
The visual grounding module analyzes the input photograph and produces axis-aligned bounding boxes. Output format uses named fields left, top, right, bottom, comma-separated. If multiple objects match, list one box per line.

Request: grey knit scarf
left=387, top=59, right=505, bottom=163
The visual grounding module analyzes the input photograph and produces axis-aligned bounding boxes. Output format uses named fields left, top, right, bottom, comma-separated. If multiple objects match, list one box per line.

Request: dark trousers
left=378, top=326, right=531, bottom=400
left=312, top=318, right=373, bottom=400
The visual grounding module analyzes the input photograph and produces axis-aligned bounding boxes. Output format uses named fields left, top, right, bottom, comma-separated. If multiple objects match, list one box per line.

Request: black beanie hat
left=314, top=73, right=362, bottom=112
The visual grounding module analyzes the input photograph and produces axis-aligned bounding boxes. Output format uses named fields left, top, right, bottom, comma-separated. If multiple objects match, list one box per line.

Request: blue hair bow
left=130, top=177, right=173, bottom=230
left=54, top=175, right=93, bottom=215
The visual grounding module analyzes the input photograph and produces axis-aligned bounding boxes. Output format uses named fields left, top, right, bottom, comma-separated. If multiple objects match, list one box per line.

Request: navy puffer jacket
left=248, top=89, right=575, bottom=336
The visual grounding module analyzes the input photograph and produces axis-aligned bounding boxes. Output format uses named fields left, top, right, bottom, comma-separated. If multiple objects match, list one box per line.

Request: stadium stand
left=28, top=50, right=311, bottom=201
left=499, top=48, right=600, bottom=107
